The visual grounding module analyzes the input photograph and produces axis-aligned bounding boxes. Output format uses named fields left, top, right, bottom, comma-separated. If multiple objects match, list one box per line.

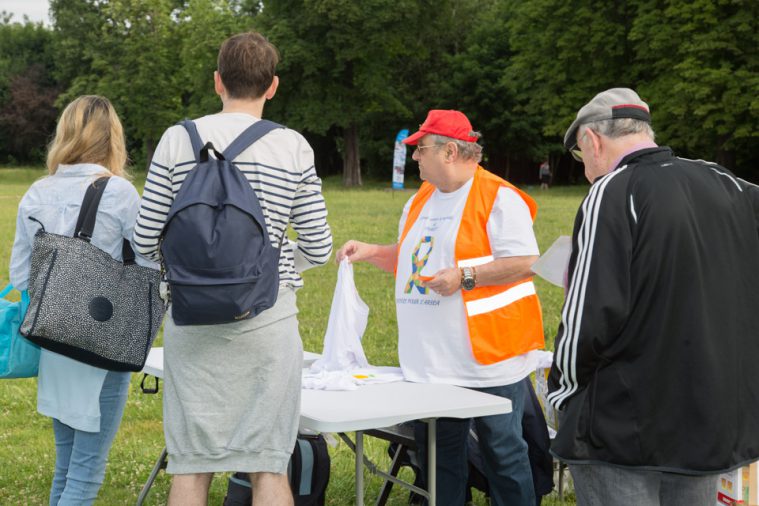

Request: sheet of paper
left=531, top=235, right=572, bottom=288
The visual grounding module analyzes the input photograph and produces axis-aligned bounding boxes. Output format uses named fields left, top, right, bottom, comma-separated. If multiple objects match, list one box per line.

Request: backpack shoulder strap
left=74, top=176, right=110, bottom=241
left=179, top=119, right=205, bottom=161
left=223, top=119, right=284, bottom=161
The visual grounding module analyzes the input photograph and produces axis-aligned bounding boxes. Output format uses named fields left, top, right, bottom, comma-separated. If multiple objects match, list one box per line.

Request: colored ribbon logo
left=405, top=236, right=434, bottom=294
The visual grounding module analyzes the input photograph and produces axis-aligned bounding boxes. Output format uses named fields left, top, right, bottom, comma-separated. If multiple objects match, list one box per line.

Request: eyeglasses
left=570, top=131, right=589, bottom=162
left=415, top=143, right=440, bottom=156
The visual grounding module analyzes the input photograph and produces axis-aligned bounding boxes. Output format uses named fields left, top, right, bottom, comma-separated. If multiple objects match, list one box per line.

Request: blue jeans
left=414, top=379, right=535, bottom=506
left=569, top=463, right=718, bottom=506
left=50, top=370, right=130, bottom=506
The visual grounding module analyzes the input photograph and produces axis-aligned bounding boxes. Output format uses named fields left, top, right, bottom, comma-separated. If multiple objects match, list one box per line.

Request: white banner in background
left=392, top=129, right=409, bottom=189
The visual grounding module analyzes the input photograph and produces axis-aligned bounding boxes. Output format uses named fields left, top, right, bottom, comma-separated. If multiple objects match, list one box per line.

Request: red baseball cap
left=403, top=110, right=479, bottom=145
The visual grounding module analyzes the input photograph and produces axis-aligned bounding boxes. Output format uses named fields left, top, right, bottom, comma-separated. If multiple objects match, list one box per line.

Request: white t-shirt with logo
left=395, top=178, right=541, bottom=387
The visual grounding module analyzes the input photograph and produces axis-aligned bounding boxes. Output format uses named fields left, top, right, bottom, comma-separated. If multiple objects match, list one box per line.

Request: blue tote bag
left=0, top=283, right=40, bottom=378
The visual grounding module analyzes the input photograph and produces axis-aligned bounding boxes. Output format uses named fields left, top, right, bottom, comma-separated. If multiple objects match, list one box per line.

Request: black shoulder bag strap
left=75, top=177, right=109, bottom=241
left=74, top=176, right=137, bottom=265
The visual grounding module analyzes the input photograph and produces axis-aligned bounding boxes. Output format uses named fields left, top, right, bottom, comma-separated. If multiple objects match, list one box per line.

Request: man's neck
left=606, top=134, right=658, bottom=171
left=220, top=96, right=267, bottom=118
left=437, top=162, right=478, bottom=193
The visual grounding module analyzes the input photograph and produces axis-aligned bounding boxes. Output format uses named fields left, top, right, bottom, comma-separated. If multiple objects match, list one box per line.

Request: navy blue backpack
left=161, top=119, right=284, bottom=325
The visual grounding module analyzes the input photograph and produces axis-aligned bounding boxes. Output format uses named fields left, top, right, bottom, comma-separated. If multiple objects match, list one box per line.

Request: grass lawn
left=0, top=167, right=587, bottom=505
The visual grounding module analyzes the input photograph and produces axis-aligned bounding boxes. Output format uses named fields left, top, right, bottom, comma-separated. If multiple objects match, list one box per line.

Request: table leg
left=375, top=443, right=405, bottom=506
left=137, top=447, right=167, bottom=506
left=356, top=430, right=364, bottom=506
left=427, top=419, right=436, bottom=506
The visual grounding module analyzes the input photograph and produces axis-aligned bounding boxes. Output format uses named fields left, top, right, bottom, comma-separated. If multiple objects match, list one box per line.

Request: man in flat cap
left=337, top=110, right=545, bottom=505
left=548, top=88, right=759, bottom=505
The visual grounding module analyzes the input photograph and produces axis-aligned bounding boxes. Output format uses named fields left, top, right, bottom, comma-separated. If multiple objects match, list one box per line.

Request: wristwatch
left=460, top=267, right=476, bottom=291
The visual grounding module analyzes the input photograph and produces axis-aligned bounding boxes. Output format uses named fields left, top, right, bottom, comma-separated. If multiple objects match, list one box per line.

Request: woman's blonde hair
left=46, top=95, right=129, bottom=177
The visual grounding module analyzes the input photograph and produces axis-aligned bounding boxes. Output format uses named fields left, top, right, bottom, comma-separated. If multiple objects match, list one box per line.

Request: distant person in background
left=337, top=109, right=544, bottom=505
left=539, top=160, right=551, bottom=189
left=548, top=87, right=759, bottom=506
left=10, top=95, right=145, bottom=505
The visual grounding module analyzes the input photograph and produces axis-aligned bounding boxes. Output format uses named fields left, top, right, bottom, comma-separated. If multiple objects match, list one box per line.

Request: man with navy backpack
left=134, top=32, right=332, bottom=506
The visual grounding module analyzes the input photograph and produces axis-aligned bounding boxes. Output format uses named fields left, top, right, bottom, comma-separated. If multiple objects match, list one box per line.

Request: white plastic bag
left=311, top=260, right=369, bottom=372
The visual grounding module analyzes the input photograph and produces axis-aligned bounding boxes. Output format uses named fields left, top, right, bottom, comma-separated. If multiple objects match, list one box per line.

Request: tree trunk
left=569, top=157, right=582, bottom=184
left=488, top=153, right=508, bottom=179
left=715, top=135, right=735, bottom=170
left=342, top=124, right=362, bottom=187
left=144, top=137, right=155, bottom=170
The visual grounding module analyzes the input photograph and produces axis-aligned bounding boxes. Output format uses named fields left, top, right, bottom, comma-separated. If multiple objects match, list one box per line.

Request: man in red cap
left=337, top=109, right=545, bottom=505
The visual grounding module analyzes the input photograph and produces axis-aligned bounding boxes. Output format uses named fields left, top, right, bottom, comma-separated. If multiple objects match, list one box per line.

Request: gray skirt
left=163, top=288, right=303, bottom=474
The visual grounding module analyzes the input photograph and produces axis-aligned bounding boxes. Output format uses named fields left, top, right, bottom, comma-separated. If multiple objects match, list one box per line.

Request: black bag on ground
left=223, top=433, right=330, bottom=506
left=160, top=119, right=284, bottom=326
left=20, top=177, right=165, bottom=372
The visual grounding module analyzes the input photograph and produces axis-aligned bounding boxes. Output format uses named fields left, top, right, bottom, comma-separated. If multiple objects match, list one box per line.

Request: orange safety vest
left=398, top=166, right=545, bottom=364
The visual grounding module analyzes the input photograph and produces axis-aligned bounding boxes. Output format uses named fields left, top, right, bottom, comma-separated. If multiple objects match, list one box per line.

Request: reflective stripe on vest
left=398, top=166, right=544, bottom=364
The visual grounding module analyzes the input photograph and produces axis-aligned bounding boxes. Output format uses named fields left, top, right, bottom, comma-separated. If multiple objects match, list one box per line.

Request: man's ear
left=265, top=76, right=279, bottom=100
left=587, top=129, right=603, bottom=160
left=446, top=142, right=457, bottom=162
left=214, top=71, right=225, bottom=97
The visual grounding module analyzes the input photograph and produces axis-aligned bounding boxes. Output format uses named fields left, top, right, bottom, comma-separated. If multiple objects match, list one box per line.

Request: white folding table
left=138, top=347, right=512, bottom=506
left=300, top=383, right=511, bottom=505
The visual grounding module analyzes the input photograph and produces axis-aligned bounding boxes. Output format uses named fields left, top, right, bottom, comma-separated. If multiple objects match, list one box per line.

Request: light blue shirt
left=10, top=163, right=155, bottom=432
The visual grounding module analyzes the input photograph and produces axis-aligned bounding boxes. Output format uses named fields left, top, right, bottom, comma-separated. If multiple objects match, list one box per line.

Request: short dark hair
left=217, top=32, right=279, bottom=99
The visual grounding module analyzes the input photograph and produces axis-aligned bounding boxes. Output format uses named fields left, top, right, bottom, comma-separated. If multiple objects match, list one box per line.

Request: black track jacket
left=548, top=147, right=759, bottom=474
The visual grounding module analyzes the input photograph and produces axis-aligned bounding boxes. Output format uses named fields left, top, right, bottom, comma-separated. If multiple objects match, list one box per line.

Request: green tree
left=505, top=0, right=642, bottom=182
left=507, top=0, right=637, bottom=138
left=0, top=17, right=60, bottom=163
left=505, top=0, right=758, bottom=177
left=630, top=0, right=759, bottom=169
left=427, top=0, right=547, bottom=180
left=51, top=0, right=243, bottom=167
left=258, top=0, right=435, bottom=186
left=176, top=0, right=248, bottom=118
left=53, top=0, right=184, bottom=165
left=49, top=0, right=109, bottom=90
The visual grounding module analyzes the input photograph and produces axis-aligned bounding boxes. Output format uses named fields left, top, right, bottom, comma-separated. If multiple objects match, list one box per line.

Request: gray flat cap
left=563, top=88, right=651, bottom=150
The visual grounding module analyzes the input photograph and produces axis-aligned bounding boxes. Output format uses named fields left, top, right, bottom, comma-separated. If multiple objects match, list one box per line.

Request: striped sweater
left=133, top=112, right=332, bottom=289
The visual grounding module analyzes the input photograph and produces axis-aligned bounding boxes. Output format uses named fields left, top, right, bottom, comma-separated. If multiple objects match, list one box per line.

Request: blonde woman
left=9, top=96, right=148, bottom=505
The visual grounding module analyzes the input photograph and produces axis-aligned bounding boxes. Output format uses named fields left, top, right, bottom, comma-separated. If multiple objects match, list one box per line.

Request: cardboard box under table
left=717, top=463, right=759, bottom=506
